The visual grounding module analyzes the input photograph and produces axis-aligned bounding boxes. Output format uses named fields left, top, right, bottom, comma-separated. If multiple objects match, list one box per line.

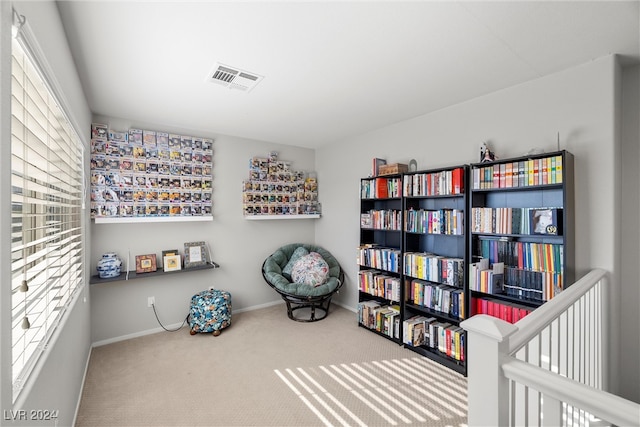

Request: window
left=10, top=31, right=85, bottom=400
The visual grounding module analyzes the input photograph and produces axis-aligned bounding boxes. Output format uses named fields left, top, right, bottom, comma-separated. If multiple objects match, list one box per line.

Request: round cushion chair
left=262, top=243, right=344, bottom=322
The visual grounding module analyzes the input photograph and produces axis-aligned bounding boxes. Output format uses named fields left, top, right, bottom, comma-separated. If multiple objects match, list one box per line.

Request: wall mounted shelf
left=244, top=214, right=320, bottom=220
left=94, top=216, right=214, bottom=224
left=90, top=261, right=219, bottom=285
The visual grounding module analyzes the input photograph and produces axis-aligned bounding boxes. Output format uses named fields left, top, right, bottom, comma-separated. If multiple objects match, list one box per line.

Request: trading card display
left=242, top=152, right=320, bottom=216
left=90, top=123, right=213, bottom=219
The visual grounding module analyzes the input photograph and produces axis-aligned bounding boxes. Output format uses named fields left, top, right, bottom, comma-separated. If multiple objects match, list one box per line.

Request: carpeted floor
left=75, top=304, right=468, bottom=427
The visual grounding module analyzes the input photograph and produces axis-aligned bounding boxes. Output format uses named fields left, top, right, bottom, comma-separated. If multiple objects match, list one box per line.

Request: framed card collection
left=90, top=123, right=213, bottom=220
left=242, top=151, right=320, bottom=216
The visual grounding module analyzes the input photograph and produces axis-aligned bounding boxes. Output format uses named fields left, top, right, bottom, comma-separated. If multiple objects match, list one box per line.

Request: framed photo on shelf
left=163, top=254, right=182, bottom=272
left=161, top=249, right=179, bottom=263
left=184, top=241, right=208, bottom=268
left=135, top=254, right=157, bottom=273
left=530, top=208, right=562, bottom=235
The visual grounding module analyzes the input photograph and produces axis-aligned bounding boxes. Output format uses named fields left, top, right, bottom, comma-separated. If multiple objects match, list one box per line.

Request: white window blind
left=10, top=33, right=85, bottom=398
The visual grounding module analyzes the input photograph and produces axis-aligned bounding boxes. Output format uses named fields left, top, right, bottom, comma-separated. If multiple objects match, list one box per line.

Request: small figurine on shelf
left=480, top=141, right=496, bottom=163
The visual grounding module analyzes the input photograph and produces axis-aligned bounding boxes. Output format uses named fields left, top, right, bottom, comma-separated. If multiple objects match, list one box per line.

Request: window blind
left=10, top=34, right=85, bottom=399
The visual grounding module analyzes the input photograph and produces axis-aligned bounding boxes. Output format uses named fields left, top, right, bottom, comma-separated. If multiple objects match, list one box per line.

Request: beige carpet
left=76, top=304, right=468, bottom=427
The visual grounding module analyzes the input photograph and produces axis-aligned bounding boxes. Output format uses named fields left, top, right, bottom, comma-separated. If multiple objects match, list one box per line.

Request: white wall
left=89, top=115, right=318, bottom=344
left=620, top=64, right=640, bottom=403
left=316, top=55, right=633, bottom=398
left=0, top=2, right=93, bottom=426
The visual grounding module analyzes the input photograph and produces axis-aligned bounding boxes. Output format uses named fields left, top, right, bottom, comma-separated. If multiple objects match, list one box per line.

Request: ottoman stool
left=189, top=289, right=231, bottom=336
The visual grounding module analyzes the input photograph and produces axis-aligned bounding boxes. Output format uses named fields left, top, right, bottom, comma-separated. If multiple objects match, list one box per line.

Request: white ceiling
left=56, top=1, right=640, bottom=149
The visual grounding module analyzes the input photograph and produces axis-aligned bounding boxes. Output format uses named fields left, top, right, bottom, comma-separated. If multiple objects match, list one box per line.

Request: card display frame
left=90, top=123, right=213, bottom=221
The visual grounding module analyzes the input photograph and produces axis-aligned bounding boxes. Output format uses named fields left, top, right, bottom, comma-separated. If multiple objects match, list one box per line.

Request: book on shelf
left=473, top=296, right=532, bottom=324
left=407, top=278, right=466, bottom=320
left=471, top=154, right=564, bottom=190
left=372, top=158, right=387, bottom=177
left=360, top=213, right=372, bottom=228
left=403, top=315, right=436, bottom=347
left=360, top=176, right=402, bottom=199
left=404, top=208, right=464, bottom=235
left=471, top=207, right=561, bottom=235
left=469, top=259, right=504, bottom=294
left=403, top=167, right=464, bottom=196
left=358, top=270, right=401, bottom=301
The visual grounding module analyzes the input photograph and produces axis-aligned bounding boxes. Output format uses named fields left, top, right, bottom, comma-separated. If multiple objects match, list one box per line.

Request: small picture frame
left=530, top=208, right=562, bottom=235
left=184, top=241, right=208, bottom=268
left=161, top=249, right=179, bottom=264
left=135, top=254, right=157, bottom=273
left=163, top=254, right=182, bottom=272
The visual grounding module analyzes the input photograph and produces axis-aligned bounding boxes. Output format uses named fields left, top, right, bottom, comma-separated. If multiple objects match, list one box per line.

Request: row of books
left=472, top=155, right=563, bottom=190
left=361, top=177, right=402, bottom=199
left=358, top=270, right=401, bottom=302
left=406, top=278, right=466, bottom=320
left=471, top=207, right=562, bottom=235
left=476, top=239, right=564, bottom=273
left=403, top=252, right=465, bottom=287
left=403, top=315, right=465, bottom=362
left=472, top=297, right=532, bottom=324
left=469, top=259, right=563, bottom=301
left=403, top=168, right=464, bottom=197
left=357, top=245, right=401, bottom=273
left=504, top=267, right=563, bottom=301
left=405, top=208, right=464, bottom=235
left=360, top=210, right=402, bottom=231
left=468, top=259, right=504, bottom=294
left=358, top=301, right=400, bottom=339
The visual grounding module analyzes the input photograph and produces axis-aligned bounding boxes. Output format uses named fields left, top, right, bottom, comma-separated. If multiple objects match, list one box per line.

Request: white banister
left=461, top=315, right=518, bottom=426
left=461, top=269, right=640, bottom=427
left=507, top=269, right=608, bottom=353
left=502, top=359, right=640, bottom=427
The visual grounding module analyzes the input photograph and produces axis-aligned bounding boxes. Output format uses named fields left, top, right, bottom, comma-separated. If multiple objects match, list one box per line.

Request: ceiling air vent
left=207, top=63, right=263, bottom=92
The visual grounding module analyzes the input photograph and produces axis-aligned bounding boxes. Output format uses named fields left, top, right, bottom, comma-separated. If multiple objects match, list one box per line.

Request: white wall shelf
left=244, top=214, right=320, bottom=220
left=94, top=216, right=214, bottom=224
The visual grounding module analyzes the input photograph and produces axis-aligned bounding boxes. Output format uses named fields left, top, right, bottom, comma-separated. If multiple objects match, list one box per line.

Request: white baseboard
left=92, top=300, right=285, bottom=348
left=73, top=346, right=93, bottom=426
left=333, top=301, right=357, bottom=313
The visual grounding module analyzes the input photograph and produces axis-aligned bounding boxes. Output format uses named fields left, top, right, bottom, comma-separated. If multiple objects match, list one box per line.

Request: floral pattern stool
left=189, top=289, right=232, bottom=336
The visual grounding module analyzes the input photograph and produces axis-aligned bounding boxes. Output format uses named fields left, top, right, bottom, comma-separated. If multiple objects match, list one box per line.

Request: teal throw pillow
left=282, top=247, right=309, bottom=281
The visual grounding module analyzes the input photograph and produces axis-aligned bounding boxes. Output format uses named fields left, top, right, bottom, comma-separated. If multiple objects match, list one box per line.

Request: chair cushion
left=282, top=246, right=309, bottom=280
left=262, top=243, right=342, bottom=297
left=290, top=252, right=329, bottom=287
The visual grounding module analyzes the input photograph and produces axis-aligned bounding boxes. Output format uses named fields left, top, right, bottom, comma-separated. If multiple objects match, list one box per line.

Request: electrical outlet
left=147, top=296, right=155, bottom=308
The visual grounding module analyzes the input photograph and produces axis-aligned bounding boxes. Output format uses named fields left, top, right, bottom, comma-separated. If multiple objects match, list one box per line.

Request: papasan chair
left=262, top=243, right=344, bottom=322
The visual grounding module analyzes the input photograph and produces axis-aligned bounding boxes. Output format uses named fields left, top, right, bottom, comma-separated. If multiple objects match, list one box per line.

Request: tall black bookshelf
left=401, top=165, right=469, bottom=375
left=468, top=150, right=575, bottom=321
left=357, top=175, right=403, bottom=343
left=356, top=151, right=574, bottom=377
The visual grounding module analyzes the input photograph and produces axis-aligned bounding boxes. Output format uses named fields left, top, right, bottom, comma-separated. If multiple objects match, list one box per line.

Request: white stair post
left=461, top=314, right=519, bottom=427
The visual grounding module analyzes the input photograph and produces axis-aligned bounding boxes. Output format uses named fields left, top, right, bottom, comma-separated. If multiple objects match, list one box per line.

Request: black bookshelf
left=357, top=174, right=404, bottom=343
left=468, top=150, right=575, bottom=311
left=401, top=165, right=469, bottom=376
